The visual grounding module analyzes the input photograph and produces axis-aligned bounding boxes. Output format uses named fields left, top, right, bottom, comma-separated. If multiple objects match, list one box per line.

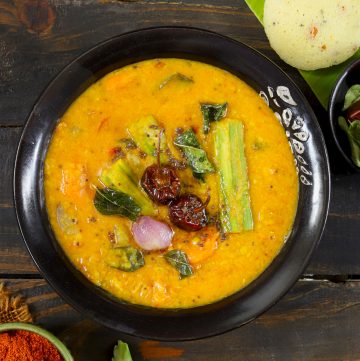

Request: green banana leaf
left=244, top=0, right=360, bottom=109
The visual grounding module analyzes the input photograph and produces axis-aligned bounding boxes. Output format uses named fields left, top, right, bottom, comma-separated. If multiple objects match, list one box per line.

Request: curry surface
left=44, top=58, right=298, bottom=308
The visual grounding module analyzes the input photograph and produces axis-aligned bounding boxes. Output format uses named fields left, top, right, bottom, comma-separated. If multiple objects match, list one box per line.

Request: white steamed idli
left=264, top=0, right=360, bottom=70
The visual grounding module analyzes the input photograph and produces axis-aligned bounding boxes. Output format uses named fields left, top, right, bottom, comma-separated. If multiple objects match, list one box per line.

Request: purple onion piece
left=131, top=216, right=173, bottom=251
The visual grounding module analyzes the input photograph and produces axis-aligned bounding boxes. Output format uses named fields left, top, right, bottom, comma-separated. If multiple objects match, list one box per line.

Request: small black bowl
left=14, top=27, right=330, bottom=341
left=329, top=58, right=360, bottom=172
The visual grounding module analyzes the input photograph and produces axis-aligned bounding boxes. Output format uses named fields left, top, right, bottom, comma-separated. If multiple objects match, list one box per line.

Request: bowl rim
left=328, top=57, right=360, bottom=172
left=13, top=26, right=331, bottom=341
left=0, top=322, right=73, bottom=360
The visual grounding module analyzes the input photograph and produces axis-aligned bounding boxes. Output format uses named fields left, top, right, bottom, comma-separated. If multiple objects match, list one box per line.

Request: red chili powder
left=0, top=330, right=64, bottom=361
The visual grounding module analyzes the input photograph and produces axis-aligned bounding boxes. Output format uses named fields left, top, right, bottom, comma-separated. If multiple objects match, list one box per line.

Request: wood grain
left=0, top=127, right=37, bottom=273
left=2, top=278, right=360, bottom=361
left=0, top=127, right=21, bottom=207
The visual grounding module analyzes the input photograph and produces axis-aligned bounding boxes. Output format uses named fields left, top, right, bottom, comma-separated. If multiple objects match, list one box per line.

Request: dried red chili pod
left=141, top=129, right=181, bottom=205
left=169, top=194, right=209, bottom=231
left=141, top=164, right=181, bottom=204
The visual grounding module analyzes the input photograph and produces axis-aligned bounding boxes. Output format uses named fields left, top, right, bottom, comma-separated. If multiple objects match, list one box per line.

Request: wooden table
left=1, top=1, right=360, bottom=359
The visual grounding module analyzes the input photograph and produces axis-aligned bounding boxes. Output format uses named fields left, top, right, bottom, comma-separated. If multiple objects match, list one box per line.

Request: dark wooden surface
left=1, top=1, right=360, bottom=360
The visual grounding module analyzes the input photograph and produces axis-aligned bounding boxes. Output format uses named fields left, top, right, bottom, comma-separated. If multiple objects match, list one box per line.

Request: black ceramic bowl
left=14, top=27, right=330, bottom=341
left=329, top=57, right=360, bottom=172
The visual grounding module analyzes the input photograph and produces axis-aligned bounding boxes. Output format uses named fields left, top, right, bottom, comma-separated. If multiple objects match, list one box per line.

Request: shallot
left=131, top=216, right=173, bottom=251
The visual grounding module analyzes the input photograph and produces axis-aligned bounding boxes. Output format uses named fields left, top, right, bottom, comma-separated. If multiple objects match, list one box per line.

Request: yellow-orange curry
left=44, top=59, right=298, bottom=308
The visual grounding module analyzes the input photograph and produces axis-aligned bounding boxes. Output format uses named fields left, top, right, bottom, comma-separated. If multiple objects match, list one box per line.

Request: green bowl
left=0, top=322, right=74, bottom=361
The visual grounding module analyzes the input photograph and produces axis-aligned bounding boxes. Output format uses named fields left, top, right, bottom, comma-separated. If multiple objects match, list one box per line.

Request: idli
left=264, top=0, right=360, bottom=70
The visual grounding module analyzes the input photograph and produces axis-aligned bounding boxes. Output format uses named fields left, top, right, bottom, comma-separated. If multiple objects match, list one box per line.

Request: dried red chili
left=141, top=164, right=181, bottom=205
left=0, top=329, right=64, bottom=361
left=141, top=129, right=181, bottom=204
left=169, top=194, right=209, bottom=231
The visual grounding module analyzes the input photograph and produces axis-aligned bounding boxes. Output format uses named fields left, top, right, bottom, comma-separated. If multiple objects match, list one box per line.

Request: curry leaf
left=164, top=250, right=193, bottom=279
left=179, top=146, right=214, bottom=173
left=343, top=85, right=360, bottom=110
left=159, top=73, right=194, bottom=89
left=201, top=103, right=228, bottom=133
left=338, top=117, right=360, bottom=167
left=174, top=129, right=215, bottom=177
left=94, top=187, right=141, bottom=221
left=176, top=128, right=200, bottom=147
left=107, top=247, right=145, bottom=272
left=112, top=340, right=133, bottom=361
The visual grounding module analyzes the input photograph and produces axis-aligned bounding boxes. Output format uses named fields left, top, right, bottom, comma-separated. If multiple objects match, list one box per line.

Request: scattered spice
left=109, top=147, right=125, bottom=161
left=97, top=117, right=109, bottom=132
left=119, top=138, right=137, bottom=150
left=310, top=25, right=318, bottom=38
left=0, top=330, right=64, bottom=361
left=108, top=231, right=116, bottom=243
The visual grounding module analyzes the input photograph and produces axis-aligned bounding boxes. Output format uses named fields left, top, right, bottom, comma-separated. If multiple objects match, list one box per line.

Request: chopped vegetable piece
left=169, top=194, right=209, bottom=231
left=343, top=84, right=360, bottom=110
left=338, top=117, right=360, bottom=167
left=112, top=340, right=133, bottom=361
left=159, top=72, right=194, bottom=89
left=174, top=129, right=215, bottom=179
left=107, top=246, right=145, bottom=272
left=56, top=204, right=79, bottom=235
left=178, top=226, right=219, bottom=264
left=213, top=119, right=253, bottom=233
left=132, top=216, right=173, bottom=251
left=112, top=224, right=131, bottom=247
left=101, top=158, right=156, bottom=216
left=94, top=187, right=141, bottom=221
left=200, top=102, right=228, bottom=133
left=164, top=249, right=193, bottom=279
left=127, top=115, right=167, bottom=159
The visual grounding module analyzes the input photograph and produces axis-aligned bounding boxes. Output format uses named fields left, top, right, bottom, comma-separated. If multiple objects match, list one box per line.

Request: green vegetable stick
left=229, top=121, right=253, bottom=230
left=214, top=126, right=234, bottom=232
left=214, top=119, right=253, bottom=233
